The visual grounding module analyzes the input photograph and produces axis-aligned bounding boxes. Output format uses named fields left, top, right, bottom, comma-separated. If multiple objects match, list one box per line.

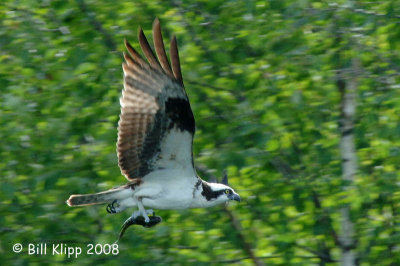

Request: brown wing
left=117, top=19, right=195, bottom=180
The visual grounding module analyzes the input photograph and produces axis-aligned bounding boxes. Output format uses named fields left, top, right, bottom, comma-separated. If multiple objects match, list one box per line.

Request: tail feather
left=67, top=187, right=124, bottom=207
left=67, top=179, right=141, bottom=207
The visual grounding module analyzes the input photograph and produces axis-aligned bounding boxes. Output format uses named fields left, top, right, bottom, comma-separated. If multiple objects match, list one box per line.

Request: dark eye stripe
left=201, top=182, right=227, bottom=200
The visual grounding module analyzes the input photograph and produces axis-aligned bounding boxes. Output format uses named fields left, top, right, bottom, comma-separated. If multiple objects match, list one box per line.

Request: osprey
left=66, top=19, right=240, bottom=229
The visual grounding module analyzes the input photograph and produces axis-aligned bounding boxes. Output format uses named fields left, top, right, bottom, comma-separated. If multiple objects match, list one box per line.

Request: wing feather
left=152, top=18, right=174, bottom=78
left=124, top=39, right=147, bottom=67
left=138, top=28, right=161, bottom=70
left=170, top=35, right=183, bottom=86
left=117, top=19, right=195, bottom=180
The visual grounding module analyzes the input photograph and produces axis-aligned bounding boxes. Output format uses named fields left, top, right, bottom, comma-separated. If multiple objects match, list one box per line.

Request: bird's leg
left=134, top=198, right=151, bottom=223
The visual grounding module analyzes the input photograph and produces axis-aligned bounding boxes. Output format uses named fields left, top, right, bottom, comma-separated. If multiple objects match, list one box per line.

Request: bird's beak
left=229, top=193, right=241, bottom=202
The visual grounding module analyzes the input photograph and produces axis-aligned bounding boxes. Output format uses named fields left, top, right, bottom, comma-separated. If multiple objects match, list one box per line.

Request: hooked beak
left=229, top=193, right=241, bottom=202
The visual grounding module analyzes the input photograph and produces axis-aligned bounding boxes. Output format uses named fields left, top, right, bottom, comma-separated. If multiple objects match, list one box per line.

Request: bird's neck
left=190, top=180, right=222, bottom=208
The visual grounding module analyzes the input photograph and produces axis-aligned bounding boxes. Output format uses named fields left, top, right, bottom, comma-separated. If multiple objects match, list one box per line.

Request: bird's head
left=200, top=173, right=241, bottom=205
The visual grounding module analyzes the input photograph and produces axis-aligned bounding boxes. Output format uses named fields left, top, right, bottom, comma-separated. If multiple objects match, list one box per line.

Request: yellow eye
left=225, top=189, right=230, bottom=194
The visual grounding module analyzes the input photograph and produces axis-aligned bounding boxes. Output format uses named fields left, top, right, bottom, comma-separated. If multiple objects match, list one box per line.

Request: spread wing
left=117, top=19, right=195, bottom=180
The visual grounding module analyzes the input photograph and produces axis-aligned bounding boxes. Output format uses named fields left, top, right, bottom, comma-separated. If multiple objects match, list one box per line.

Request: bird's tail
left=66, top=186, right=126, bottom=207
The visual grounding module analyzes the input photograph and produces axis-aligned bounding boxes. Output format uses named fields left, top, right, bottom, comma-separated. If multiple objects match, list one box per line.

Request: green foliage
left=1, top=0, right=399, bottom=265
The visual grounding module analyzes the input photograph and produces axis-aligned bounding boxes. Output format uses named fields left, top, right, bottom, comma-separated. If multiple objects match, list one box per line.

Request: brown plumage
left=170, top=35, right=183, bottom=86
left=152, top=18, right=174, bottom=78
left=117, top=18, right=195, bottom=181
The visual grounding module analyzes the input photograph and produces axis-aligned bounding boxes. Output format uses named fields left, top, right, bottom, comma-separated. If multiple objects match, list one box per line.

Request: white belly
left=142, top=193, right=192, bottom=210
left=134, top=168, right=197, bottom=210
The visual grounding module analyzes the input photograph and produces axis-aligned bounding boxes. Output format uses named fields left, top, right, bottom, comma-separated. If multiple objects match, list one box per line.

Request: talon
left=106, top=200, right=118, bottom=214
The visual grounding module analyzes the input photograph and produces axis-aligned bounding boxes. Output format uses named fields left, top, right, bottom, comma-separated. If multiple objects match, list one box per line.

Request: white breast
left=136, top=168, right=198, bottom=210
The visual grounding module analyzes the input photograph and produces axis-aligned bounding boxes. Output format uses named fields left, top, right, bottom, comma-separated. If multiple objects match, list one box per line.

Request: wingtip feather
left=138, top=27, right=160, bottom=69
left=125, top=38, right=146, bottom=66
left=152, top=18, right=174, bottom=78
left=153, top=17, right=160, bottom=29
left=170, top=35, right=183, bottom=86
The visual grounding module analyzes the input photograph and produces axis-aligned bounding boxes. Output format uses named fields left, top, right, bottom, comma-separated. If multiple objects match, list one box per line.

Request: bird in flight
left=66, top=19, right=240, bottom=233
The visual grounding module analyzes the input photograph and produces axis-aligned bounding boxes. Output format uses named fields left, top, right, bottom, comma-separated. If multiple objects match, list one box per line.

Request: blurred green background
left=1, top=0, right=399, bottom=265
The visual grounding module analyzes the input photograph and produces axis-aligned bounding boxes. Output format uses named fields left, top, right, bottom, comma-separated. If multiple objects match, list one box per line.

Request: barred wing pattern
left=117, top=19, right=195, bottom=180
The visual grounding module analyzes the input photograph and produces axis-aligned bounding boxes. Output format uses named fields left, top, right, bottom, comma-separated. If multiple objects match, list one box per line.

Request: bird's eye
left=225, top=189, right=230, bottom=194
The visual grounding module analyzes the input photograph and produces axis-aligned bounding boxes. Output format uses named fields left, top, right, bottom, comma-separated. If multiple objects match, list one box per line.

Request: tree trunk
left=338, top=59, right=359, bottom=266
